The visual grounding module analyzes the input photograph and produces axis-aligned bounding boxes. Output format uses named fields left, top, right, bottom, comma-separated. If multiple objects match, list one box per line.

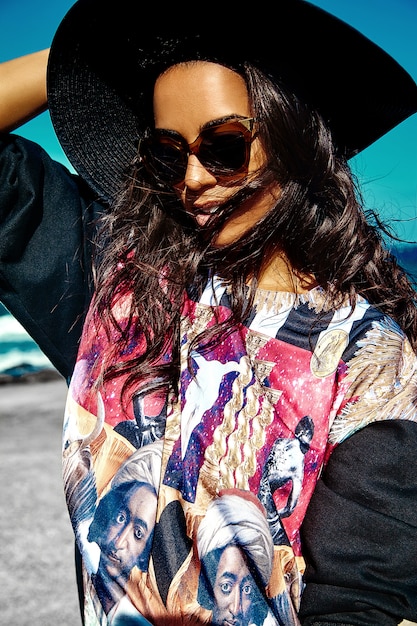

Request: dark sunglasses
left=139, top=117, right=255, bottom=186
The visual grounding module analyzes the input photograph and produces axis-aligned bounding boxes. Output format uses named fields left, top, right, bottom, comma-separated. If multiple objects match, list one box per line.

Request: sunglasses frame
left=139, top=117, right=255, bottom=185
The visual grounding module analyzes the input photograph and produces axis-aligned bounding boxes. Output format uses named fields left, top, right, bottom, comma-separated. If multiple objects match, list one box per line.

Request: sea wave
left=0, top=313, right=53, bottom=376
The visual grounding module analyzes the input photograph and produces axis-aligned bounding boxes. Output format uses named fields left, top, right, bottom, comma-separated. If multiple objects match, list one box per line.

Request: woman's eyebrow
left=202, top=114, right=250, bottom=130
left=155, top=114, right=249, bottom=135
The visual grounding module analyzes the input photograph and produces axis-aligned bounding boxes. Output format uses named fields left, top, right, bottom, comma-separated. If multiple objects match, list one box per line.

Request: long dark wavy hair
left=91, top=61, right=417, bottom=403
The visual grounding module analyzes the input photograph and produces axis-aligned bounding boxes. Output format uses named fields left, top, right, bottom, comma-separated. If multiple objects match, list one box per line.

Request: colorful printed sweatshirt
left=65, top=277, right=417, bottom=626
left=1, top=134, right=417, bottom=626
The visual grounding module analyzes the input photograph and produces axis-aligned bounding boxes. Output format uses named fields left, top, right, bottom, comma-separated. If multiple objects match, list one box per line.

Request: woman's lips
left=189, top=202, right=219, bottom=226
left=193, top=212, right=212, bottom=226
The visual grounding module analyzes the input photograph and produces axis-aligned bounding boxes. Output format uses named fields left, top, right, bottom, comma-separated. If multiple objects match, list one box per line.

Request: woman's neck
left=256, top=253, right=317, bottom=293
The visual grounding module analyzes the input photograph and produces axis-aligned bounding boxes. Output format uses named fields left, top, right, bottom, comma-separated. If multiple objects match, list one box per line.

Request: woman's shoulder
left=0, top=131, right=105, bottom=215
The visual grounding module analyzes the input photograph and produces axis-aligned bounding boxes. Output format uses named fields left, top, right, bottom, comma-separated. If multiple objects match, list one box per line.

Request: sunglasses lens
left=199, top=130, right=248, bottom=173
left=141, top=120, right=253, bottom=185
left=142, top=137, right=187, bottom=184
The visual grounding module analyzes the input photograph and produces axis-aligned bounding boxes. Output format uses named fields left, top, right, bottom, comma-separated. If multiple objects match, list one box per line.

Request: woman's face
left=153, top=62, right=280, bottom=247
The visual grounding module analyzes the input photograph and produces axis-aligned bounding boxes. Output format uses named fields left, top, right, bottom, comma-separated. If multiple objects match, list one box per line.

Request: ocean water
left=0, top=305, right=54, bottom=377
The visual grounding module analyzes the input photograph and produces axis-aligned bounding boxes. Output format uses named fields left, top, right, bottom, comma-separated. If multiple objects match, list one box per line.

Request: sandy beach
left=1, top=374, right=415, bottom=626
left=0, top=376, right=81, bottom=625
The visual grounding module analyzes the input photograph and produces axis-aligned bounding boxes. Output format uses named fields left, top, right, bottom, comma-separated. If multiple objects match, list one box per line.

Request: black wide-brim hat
left=47, top=0, right=417, bottom=204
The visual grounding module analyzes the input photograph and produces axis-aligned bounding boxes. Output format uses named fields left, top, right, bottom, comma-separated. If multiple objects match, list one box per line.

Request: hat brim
left=47, top=0, right=417, bottom=203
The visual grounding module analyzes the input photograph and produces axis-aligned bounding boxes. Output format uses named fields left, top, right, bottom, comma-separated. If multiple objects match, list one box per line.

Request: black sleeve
left=299, top=419, right=417, bottom=626
left=0, top=133, right=106, bottom=380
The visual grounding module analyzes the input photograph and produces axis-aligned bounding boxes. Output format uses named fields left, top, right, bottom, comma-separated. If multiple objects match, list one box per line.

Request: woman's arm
left=0, top=49, right=106, bottom=379
left=0, top=49, right=49, bottom=132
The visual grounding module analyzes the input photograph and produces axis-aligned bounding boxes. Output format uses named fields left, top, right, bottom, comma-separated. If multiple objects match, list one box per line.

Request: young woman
left=1, top=1, right=417, bottom=624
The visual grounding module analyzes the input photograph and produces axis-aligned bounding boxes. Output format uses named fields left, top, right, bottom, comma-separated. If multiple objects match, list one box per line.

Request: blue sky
left=1, top=0, right=416, bottom=242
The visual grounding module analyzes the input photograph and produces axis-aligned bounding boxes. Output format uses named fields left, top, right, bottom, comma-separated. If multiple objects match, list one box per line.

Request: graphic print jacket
left=65, top=278, right=417, bottom=626
left=1, top=134, right=417, bottom=626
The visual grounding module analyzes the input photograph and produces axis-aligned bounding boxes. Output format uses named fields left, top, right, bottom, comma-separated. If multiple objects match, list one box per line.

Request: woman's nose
left=183, top=154, right=217, bottom=190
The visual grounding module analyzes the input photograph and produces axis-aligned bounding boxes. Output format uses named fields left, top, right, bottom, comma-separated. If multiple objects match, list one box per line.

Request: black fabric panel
left=340, top=307, right=387, bottom=363
left=152, top=500, right=193, bottom=605
left=299, top=420, right=417, bottom=625
left=276, top=302, right=334, bottom=352
left=0, top=134, right=105, bottom=379
left=74, top=542, right=85, bottom=625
